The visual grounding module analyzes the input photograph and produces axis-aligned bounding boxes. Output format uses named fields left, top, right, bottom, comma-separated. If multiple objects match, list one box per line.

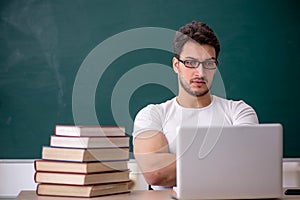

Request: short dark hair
left=173, top=21, right=220, bottom=59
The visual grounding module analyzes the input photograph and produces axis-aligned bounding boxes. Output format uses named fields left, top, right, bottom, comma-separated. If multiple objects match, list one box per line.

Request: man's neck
left=176, top=92, right=212, bottom=108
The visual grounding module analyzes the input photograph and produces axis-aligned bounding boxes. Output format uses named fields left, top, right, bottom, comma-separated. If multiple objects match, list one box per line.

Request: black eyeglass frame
left=176, top=56, right=218, bottom=70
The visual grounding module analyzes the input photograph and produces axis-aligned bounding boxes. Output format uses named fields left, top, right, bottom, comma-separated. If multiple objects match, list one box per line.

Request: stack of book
left=34, top=125, right=131, bottom=197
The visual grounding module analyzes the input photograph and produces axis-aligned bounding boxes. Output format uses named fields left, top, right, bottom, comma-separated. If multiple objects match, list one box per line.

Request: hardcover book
left=35, top=171, right=130, bottom=185
left=35, top=159, right=128, bottom=173
left=36, top=181, right=131, bottom=197
left=42, top=146, right=129, bottom=162
left=50, top=135, right=129, bottom=148
left=55, top=125, right=126, bottom=137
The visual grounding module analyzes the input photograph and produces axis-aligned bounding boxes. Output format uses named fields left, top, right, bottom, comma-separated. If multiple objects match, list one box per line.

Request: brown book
left=55, top=125, right=126, bottom=137
left=42, top=146, right=129, bottom=162
left=36, top=182, right=131, bottom=197
left=35, top=171, right=130, bottom=185
left=50, top=135, right=129, bottom=148
left=35, top=160, right=128, bottom=173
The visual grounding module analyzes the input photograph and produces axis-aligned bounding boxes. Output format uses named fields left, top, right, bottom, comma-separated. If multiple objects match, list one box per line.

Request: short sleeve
left=132, top=104, right=163, bottom=139
left=231, top=100, right=259, bottom=125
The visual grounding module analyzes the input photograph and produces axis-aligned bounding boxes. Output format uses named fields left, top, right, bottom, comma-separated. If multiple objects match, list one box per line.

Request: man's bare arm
left=133, top=130, right=176, bottom=187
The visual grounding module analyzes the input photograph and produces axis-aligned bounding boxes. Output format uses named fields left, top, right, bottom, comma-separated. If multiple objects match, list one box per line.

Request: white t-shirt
left=132, top=95, right=259, bottom=189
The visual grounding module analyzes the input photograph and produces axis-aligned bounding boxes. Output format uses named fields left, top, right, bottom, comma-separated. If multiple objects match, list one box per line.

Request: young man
left=132, top=21, right=258, bottom=190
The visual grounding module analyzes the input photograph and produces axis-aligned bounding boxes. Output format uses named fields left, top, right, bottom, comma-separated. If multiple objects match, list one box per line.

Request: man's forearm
left=135, top=152, right=176, bottom=187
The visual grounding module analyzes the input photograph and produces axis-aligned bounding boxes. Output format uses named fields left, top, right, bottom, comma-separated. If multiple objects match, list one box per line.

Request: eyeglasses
left=177, top=57, right=218, bottom=70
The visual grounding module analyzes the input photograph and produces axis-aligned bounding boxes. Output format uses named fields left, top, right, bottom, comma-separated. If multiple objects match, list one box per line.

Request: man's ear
left=172, top=57, right=179, bottom=74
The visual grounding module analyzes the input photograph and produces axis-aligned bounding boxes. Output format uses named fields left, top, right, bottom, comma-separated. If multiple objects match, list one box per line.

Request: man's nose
left=194, top=65, right=206, bottom=76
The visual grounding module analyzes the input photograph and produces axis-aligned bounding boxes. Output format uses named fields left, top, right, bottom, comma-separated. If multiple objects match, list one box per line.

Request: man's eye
left=185, top=60, right=192, bottom=65
left=206, top=61, right=214, bottom=66
left=203, top=61, right=216, bottom=68
left=185, top=60, right=197, bottom=66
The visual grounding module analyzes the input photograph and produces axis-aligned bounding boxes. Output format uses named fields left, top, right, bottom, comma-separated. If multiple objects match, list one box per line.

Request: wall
left=0, top=0, right=300, bottom=158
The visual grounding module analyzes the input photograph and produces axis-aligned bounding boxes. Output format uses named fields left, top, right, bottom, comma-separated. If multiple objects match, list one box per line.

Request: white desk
left=16, top=190, right=300, bottom=200
left=16, top=190, right=172, bottom=200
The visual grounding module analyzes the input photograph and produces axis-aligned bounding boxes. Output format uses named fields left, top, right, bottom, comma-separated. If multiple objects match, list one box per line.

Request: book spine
left=34, top=160, right=38, bottom=171
left=35, top=184, right=40, bottom=196
left=34, top=172, right=37, bottom=183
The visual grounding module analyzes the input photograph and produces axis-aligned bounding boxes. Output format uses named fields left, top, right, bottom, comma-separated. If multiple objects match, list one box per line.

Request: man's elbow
left=143, top=171, right=164, bottom=186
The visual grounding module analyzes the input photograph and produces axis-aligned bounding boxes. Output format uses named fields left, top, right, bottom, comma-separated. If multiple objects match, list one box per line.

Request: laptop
left=174, top=124, right=283, bottom=199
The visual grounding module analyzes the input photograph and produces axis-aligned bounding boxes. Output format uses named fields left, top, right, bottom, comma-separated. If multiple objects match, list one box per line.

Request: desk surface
left=16, top=190, right=299, bottom=200
left=16, top=190, right=173, bottom=200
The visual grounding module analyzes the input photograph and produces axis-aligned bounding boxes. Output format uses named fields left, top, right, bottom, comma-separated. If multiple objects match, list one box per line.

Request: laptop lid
left=175, top=124, right=283, bottom=199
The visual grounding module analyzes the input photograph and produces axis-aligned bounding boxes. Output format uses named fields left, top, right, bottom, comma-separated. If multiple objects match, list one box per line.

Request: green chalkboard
left=0, top=0, right=299, bottom=159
